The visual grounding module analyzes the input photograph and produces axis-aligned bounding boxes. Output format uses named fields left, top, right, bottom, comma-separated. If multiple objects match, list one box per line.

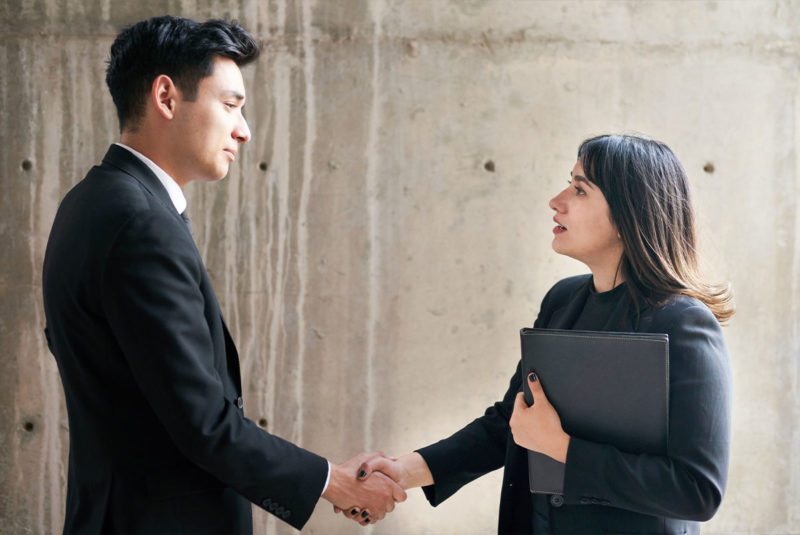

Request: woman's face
left=549, top=159, right=624, bottom=273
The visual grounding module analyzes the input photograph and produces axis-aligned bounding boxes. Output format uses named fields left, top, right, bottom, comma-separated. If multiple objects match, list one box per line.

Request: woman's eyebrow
left=570, top=172, right=595, bottom=189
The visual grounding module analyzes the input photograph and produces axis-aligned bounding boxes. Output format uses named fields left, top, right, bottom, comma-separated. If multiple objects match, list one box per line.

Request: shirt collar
left=115, top=143, right=187, bottom=214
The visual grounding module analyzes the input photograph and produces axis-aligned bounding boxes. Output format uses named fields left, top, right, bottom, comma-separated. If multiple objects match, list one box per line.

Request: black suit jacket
left=417, top=275, right=731, bottom=534
left=42, top=145, right=328, bottom=534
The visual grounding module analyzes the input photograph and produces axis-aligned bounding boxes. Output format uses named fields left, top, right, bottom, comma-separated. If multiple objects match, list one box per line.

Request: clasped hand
left=328, top=451, right=431, bottom=526
left=323, top=451, right=407, bottom=526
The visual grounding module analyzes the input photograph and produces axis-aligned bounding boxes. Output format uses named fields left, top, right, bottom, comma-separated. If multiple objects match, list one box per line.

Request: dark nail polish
left=528, top=372, right=538, bottom=382
left=361, top=511, right=369, bottom=518
left=358, top=470, right=367, bottom=478
left=365, top=518, right=370, bottom=523
left=350, top=509, right=358, bottom=515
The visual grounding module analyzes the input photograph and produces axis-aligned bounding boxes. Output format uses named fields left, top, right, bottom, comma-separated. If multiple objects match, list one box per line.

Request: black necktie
left=180, top=211, right=192, bottom=235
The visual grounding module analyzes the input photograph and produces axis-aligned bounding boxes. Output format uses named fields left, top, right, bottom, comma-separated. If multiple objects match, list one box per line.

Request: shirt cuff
left=321, top=460, right=331, bottom=496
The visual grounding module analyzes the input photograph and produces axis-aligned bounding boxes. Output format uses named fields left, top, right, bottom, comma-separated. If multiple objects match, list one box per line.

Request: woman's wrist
left=398, top=452, right=434, bottom=489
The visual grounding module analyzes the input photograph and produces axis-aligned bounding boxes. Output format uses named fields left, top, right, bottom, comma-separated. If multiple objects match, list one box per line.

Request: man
left=42, top=15, right=403, bottom=534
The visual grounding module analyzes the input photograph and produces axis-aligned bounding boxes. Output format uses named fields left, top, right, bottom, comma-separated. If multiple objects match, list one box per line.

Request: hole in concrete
left=258, top=418, right=268, bottom=428
left=23, top=421, right=34, bottom=432
left=259, top=161, right=268, bottom=171
left=703, top=162, right=715, bottom=174
left=484, top=160, right=495, bottom=173
left=21, top=159, right=33, bottom=171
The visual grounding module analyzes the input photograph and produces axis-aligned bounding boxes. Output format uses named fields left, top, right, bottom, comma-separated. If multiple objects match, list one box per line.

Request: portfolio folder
left=520, top=328, right=669, bottom=495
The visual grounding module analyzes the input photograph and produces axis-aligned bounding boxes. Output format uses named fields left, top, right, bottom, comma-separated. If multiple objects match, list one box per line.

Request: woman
left=346, top=134, right=733, bottom=534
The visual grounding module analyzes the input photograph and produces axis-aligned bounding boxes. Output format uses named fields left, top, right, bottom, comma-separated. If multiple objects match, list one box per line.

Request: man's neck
left=120, top=130, right=185, bottom=188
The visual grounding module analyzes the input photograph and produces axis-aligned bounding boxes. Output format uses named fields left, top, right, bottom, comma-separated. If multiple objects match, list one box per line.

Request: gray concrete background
left=1, top=0, right=798, bottom=533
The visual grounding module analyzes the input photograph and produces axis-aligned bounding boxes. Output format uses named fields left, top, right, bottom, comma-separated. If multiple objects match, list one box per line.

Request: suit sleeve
left=562, top=304, right=732, bottom=521
left=416, top=362, right=522, bottom=505
left=415, top=283, right=565, bottom=505
left=100, top=208, right=327, bottom=529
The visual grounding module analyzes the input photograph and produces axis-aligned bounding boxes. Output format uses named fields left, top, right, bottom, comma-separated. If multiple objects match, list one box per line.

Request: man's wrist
left=321, top=460, right=331, bottom=496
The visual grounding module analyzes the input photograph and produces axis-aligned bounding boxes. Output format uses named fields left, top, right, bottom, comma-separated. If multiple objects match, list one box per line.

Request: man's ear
left=152, top=74, right=179, bottom=120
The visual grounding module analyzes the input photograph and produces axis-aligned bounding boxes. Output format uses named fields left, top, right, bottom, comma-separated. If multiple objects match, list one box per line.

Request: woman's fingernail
left=361, top=511, right=369, bottom=518
left=350, top=509, right=358, bottom=515
left=365, top=518, right=370, bottom=523
left=358, top=470, right=367, bottom=478
left=528, top=372, right=538, bottom=382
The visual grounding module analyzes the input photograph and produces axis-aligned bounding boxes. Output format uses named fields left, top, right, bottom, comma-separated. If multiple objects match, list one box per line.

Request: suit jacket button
left=549, top=494, right=564, bottom=507
left=262, top=498, right=272, bottom=508
left=579, top=498, right=591, bottom=505
left=282, top=510, right=291, bottom=519
left=237, top=396, right=244, bottom=409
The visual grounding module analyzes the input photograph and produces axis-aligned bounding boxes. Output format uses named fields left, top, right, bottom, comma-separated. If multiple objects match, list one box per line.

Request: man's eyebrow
left=570, top=172, right=595, bottom=189
left=222, top=90, right=245, bottom=101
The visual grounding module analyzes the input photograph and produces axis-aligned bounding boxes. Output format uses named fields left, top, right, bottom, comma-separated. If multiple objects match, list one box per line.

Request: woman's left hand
left=510, top=372, right=571, bottom=463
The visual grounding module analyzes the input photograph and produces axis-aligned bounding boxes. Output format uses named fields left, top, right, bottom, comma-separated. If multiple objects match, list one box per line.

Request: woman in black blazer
left=345, top=134, right=734, bottom=534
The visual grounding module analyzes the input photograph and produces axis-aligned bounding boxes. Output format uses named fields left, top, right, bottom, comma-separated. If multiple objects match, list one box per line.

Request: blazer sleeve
left=562, top=302, right=732, bottom=521
left=415, top=281, right=569, bottom=505
left=100, top=207, right=328, bottom=529
left=416, top=363, right=522, bottom=505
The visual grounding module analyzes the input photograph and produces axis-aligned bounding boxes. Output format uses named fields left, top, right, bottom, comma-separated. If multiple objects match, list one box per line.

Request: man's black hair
left=106, top=15, right=259, bottom=132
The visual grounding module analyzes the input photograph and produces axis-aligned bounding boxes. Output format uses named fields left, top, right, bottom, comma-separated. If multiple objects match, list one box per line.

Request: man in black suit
left=42, top=15, right=403, bottom=534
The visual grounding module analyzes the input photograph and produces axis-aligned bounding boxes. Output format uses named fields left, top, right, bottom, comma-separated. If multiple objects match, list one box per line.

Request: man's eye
left=225, top=102, right=235, bottom=109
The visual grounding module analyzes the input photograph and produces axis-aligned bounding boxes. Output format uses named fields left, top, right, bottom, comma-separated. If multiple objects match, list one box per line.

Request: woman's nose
left=549, top=189, right=566, bottom=212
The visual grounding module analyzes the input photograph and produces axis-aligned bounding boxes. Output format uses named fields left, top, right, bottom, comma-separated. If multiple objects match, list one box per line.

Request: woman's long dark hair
left=578, top=134, right=734, bottom=324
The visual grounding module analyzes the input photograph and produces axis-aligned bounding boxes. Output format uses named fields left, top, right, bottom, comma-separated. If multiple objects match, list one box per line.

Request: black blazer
left=42, top=145, right=328, bottom=534
left=418, top=275, right=731, bottom=534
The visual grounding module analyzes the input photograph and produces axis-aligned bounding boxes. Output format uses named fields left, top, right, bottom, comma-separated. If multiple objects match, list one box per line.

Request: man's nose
left=233, top=115, right=251, bottom=143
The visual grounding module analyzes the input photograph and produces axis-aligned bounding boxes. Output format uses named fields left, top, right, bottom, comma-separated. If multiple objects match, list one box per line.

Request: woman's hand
left=510, top=372, right=571, bottom=463
left=331, top=451, right=433, bottom=525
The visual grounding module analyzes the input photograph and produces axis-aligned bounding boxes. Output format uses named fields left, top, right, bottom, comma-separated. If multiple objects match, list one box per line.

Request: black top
left=571, top=281, right=628, bottom=331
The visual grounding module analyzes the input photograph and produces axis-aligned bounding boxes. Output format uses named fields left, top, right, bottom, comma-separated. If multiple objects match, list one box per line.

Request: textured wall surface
left=1, top=0, right=799, bottom=533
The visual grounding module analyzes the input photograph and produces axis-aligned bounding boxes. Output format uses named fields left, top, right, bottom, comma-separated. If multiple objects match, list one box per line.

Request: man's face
left=171, top=56, right=250, bottom=184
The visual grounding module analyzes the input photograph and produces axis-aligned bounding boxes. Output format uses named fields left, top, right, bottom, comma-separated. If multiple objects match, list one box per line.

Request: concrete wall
left=1, top=0, right=798, bottom=533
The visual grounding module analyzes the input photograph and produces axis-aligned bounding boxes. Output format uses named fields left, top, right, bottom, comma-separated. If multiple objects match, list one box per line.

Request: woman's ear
left=151, top=74, right=179, bottom=120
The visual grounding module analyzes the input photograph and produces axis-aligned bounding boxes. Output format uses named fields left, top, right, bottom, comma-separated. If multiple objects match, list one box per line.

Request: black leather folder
left=520, top=328, right=669, bottom=495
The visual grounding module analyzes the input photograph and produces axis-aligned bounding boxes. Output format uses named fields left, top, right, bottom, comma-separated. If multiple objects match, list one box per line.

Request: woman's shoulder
left=642, top=294, right=721, bottom=334
left=547, top=274, right=593, bottom=301
left=538, top=274, right=592, bottom=314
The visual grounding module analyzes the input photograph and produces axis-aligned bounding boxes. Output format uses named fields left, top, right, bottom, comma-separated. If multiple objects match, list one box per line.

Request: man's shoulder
left=65, top=149, right=163, bottom=217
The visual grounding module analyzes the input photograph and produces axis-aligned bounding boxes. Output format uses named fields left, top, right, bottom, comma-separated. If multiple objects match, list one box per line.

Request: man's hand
left=334, top=452, right=434, bottom=524
left=510, top=372, right=570, bottom=462
left=322, top=451, right=407, bottom=526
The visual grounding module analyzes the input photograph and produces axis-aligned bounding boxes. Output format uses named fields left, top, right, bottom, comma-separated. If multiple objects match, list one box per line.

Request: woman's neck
left=590, top=259, right=625, bottom=293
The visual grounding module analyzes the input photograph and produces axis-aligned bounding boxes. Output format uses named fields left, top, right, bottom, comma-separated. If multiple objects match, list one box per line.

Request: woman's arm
left=514, top=302, right=731, bottom=521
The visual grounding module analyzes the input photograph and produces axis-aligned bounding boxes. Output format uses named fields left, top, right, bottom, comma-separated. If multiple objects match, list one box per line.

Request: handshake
left=321, top=451, right=433, bottom=526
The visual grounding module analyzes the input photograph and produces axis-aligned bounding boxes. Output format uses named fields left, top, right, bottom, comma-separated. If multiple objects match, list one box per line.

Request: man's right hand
left=322, top=452, right=407, bottom=526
